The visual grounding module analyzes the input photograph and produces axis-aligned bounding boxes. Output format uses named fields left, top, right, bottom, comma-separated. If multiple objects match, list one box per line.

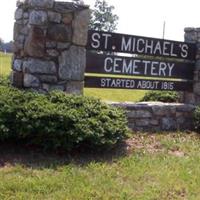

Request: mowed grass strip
left=0, top=133, right=200, bottom=199
left=0, top=52, right=12, bottom=76
left=84, top=88, right=146, bottom=102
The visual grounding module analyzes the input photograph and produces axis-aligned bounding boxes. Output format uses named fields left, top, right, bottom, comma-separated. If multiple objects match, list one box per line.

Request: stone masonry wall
left=12, top=0, right=90, bottom=94
left=184, top=28, right=200, bottom=104
left=112, top=102, right=195, bottom=132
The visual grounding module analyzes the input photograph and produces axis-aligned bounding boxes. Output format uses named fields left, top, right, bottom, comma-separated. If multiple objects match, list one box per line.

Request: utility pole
left=162, top=21, right=166, bottom=39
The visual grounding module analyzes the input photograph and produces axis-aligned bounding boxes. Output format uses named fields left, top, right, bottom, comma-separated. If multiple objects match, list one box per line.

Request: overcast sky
left=1, top=0, right=200, bottom=42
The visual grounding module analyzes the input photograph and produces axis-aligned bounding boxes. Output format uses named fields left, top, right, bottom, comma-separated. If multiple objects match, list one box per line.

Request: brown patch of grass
left=125, top=134, right=164, bottom=154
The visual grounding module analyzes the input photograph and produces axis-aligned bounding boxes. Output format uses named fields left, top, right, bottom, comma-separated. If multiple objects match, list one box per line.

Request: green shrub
left=193, top=106, right=200, bottom=131
left=140, top=91, right=179, bottom=103
left=0, top=86, right=129, bottom=151
left=0, top=86, right=37, bottom=140
left=0, top=76, right=11, bottom=86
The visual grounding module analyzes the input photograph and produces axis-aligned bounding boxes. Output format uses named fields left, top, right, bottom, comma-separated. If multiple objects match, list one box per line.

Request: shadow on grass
left=0, top=141, right=129, bottom=169
left=1, top=131, right=198, bottom=169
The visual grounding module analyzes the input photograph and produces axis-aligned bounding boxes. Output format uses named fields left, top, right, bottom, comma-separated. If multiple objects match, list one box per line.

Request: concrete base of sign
left=111, top=102, right=195, bottom=132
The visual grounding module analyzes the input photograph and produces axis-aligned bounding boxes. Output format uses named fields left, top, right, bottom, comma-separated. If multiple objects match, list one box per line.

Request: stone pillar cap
left=54, top=2, right=89, bottom=13
left=184, top=27, right=196, bottom=32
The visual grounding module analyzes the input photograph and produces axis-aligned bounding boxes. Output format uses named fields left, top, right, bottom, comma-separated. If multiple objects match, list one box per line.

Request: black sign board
left=87, top=30, right=196, bottom=60
left=85, top=30, right=196, bottom=92
left=85, top=76, right=193, bottom=91
left=86, top=52, right=194, bottom=80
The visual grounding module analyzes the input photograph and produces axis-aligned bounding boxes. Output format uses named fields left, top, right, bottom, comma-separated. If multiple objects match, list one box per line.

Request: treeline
left=0, top=41, right=13, bottom=53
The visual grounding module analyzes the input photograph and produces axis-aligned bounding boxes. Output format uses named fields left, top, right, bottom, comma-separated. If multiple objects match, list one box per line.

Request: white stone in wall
left=23, top=12, right=29, bottom=19
left=15, top=8, right=23, bottom=20
left=23, top=59, right=56, bottom=74
left=29, top=11, right=48, bottom=26
left=24, top=73, right=40, bottom=88
left=72, top=9, right=90, bottom=46
left=58, top=45, right=86, bottom=81
left=66, top=81, right=84, bottom=95
left=13, top=59, right=23, bottom=72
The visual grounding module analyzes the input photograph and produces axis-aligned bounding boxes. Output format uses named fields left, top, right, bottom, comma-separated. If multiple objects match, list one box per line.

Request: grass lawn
left=0, top=132, right=200, bottom=199
left=84, top=88, right=146, bottom=102
left=0, top=52, right=12, bottom=76
left=0, top=53, right=200, bottom=199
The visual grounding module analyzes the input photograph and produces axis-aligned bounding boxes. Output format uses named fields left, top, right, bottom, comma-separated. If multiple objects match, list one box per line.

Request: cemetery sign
left=85, top=30, right=196, bottom=91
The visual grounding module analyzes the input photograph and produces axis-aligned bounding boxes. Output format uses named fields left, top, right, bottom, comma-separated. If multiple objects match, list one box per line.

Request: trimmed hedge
left=0, top=76, right=10, bottom=86
left=141, top=91, right=179, bottom=103
left=0, top=86, right=129, bottom=151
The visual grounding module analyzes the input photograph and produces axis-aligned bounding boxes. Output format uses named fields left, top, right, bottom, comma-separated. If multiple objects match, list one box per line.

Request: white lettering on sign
left=119, top=36, right=189, bottom=58
left=161, top=82, right=174, bottom=90
left=89, top=31, right=192, bottom=59
left=145, top=39, right=154, bottom=54
left=137, top=80, right=159, bottom=90
left=113, top=57, right=122, bottom=73
left=167, top=63, right=174, bottom=77
left=103, top=57, right=175, bottom=77
left=91, top=33, right=100, bottom=49
left=121, top=37, right=132, bottom=51
left=153, top=41, right=162, bottom=55
left=151, top=61, right=158, bottom=76
left=102, top=33, right=112, bottom=49
left=88, top=30, right=195, bottom=60
left=170, top=43, right=177, bottom=57
left=91, top=32, right=112, bottom=49
left=137, top=38, right=145, bottom=53
left=122, top=59, right=132, bottom=73
left=159, top=62, right=167, bottom=76
left=104, top=57, right=113, bottom=73
left=132, top=60, right=140, bottom=74
left=163, top=41, right=170, bottom=56
left=99, top=78, right=177, bottom=91
left=181, top=44, right=189, bottom=58
left=101, top=78, right=135, bottom=88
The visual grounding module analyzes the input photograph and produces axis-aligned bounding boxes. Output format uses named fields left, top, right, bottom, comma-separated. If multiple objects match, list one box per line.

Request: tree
left=89, top=0, right=119, bottom=32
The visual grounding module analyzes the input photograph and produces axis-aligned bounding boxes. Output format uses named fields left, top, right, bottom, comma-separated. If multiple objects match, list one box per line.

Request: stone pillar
left=12, top=0, right=90, bottom=94
left=184, top=28, right=200, bottom=104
